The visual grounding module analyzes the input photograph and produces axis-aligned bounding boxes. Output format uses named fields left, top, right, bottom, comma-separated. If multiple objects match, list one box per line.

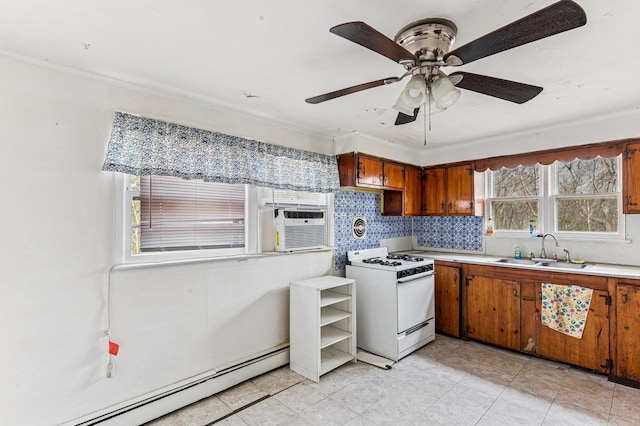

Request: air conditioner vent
left=352, top=217, right=367, bottom=239
left=274, top=209, right=327, bottom=251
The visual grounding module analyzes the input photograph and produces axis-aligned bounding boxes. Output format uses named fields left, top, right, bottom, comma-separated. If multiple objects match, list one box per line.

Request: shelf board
left=321, top=290, right=351, bottom=307
left=320, top=325, right=351, bottom=349
left=320, top=346, right=354, bottom=376
left=321, top=307, right=351, bottom=327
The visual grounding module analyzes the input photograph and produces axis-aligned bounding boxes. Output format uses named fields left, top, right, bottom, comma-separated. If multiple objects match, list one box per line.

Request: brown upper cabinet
left=423, top=163, right=474, bottom=216
left=337, top=153, right=404, bottom=190
left=402, top=165, right=422, bottom=216
left=624, top=141, right=640, bottom=214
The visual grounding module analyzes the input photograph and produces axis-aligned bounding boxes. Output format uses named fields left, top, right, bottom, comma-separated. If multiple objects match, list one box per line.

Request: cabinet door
left=434, top=263, right=461, bottom=337
left=535, top=284, right=610, bottom=373
left=623, top=142, right=640, bottom=214
left=357, top=156, right=384, bottom=187
left=446, top=164, right=474, bottom=215
left=403, top=165, right=422, bottom=216
left=467, top=275, right=521, bottom=351
left=424, top=167, right=446, bottom=215
left=615, top=284, right=640, bottom=381
left=337, top=153, right=357, bottom=187
left=383, top=161, right=405, bottom=190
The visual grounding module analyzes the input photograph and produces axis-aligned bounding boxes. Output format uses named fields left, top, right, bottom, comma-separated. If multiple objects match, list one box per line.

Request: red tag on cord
left=108, top=341, right=120, bottom=356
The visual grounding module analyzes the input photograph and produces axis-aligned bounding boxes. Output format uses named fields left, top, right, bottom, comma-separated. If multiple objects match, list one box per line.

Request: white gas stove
left=346, top=247, right=434, bottom=280
left=346, top=247, right=436, bottom=361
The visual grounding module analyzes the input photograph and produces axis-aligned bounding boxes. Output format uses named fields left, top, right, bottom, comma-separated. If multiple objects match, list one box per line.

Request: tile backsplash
left=414, top=216, right=484, bottom=251
left=333, top=190, right=483, bottom=270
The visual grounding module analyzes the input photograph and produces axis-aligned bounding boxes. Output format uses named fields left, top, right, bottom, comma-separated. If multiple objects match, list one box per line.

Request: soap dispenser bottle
left=486, top=217, right=494, bottom=236
left=514, top=244, right=522, bottom=259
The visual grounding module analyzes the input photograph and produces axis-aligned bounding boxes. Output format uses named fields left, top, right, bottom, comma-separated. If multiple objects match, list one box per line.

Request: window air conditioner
left=274, top=209, right=327, bottom=252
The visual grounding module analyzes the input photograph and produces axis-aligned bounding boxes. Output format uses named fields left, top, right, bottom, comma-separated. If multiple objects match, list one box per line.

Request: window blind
left=137, top=176, right=245, bottom=252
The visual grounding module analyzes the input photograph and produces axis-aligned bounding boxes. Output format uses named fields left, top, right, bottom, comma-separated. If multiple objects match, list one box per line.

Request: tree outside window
left=491, top=165, right=540, bottom=231
left=555, top=157, right=618, bottom=232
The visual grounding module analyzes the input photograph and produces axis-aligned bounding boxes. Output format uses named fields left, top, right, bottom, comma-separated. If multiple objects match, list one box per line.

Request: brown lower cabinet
left=614, top=281, right=640, bottom=383
left=534, top=282, right=610, bottom=374
left=434, top=262, right=461, bottom=337
left=463, top=264, right=612, bottom=373
left=466, top=273, right=522, bottom=351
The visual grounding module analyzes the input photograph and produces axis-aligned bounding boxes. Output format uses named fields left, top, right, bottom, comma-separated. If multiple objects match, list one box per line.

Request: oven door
left=396, top=272, right=435, bottom=334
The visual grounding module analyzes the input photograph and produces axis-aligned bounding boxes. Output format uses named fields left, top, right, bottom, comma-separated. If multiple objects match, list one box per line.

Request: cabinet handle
left=514, top=293, right=541, bottom=301
left=622, top=292, right=628, bottom=305
left=626, top=196, right=638, bottom=207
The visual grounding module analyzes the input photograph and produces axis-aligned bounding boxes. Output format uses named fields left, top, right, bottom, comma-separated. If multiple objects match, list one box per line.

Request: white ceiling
left=2, top=0, right=639, bottom=150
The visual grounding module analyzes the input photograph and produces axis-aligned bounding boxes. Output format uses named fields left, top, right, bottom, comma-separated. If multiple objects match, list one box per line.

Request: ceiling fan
left=305, top=0, right=586, bottom=125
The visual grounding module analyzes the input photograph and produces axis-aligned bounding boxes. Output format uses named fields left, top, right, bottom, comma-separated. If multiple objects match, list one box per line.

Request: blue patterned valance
left=102, top=112, right=340, bottom=192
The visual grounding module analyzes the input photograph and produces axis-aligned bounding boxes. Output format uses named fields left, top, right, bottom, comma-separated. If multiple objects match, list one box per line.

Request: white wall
left=0, top=56, right=333, bottom=425
left=420, top=108, right=640, bottom=166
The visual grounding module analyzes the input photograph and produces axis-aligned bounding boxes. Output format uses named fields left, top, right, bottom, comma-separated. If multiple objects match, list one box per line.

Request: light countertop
left=397, top=250, right=640, bottom=280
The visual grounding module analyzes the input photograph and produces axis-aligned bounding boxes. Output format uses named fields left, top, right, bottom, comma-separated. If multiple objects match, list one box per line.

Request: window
left=490, top=165, right=541, bottom=231
left=486, top=156, right=623, bottom=239
left=553, top=158, right=619, bottom=233
left=126, top=175, right=247, bottom=260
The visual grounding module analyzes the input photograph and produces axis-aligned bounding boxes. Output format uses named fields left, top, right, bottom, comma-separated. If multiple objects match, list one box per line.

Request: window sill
left=484, top=234, right=631, bottom=244
left=111, top=247, right=334, bottom=271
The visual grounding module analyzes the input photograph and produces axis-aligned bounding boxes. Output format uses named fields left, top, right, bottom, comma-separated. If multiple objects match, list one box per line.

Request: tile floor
left=146, top=335, right=640, bottom=425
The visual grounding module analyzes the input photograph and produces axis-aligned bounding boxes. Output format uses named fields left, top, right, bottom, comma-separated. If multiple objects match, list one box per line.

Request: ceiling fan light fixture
left=431, top=76, right=461, bottom=109
left=393, top=75, right=427, bottom=114
left=392, top=100, right=415, bottom=116
left=426, top=93, right=447, bottom=115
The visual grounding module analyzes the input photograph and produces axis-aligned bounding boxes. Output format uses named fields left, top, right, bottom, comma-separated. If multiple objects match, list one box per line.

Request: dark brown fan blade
left=305, top=77, right=398, bottom=104
left=450, top=72, right=543, bottom=104
left=330, top=21, right=418, bottom=64
left=444, top=0, right=586, bottom=66
left=395, top=108, right=420, bottom=125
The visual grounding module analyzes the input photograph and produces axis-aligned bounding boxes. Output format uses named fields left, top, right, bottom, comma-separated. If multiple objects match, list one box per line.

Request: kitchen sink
left=494, top=258, right=593, bottom=270
left=494, top=258, right=538, bottom=265
left=537, top=261, right=592, bottom=270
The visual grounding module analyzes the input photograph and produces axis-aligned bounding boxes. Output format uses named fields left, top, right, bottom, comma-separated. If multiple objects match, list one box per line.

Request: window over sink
left=485, top=155, right=624, bottom=240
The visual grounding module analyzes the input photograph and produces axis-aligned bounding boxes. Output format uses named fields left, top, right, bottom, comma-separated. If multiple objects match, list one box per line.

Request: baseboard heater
left=65, top=347, right=289, bottom=426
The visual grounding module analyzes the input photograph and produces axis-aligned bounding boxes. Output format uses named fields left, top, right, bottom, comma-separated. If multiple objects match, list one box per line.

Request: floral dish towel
left=541, top=283, right=593, bottom=339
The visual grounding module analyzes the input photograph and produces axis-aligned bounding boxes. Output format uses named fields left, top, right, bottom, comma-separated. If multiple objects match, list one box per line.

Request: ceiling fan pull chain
left=423, top=100, right=427, bottom=146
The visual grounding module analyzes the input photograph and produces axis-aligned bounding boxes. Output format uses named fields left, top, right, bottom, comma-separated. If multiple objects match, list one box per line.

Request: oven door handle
left=402, top=319, right=433, bottom=336
left=397, top=271, right=436, bottom=283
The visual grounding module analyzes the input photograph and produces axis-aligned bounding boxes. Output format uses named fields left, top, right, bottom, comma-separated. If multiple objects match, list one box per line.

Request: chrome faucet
left=540, top=233, right=559, bottom=259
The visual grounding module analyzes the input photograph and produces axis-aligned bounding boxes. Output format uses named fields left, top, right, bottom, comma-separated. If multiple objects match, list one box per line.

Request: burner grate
left=362, top=258, right=402, bottom=267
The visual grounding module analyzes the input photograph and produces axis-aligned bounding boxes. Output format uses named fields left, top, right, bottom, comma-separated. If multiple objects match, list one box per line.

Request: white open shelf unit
left=289, top=276, right=356, bottom=382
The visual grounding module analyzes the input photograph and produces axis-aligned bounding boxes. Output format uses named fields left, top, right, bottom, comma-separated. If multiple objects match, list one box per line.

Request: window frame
left=547, top=156, right=624, bottom=241
left=114, top=173, right=256, bottom=264
left=485, top=164, right=545, bottom=236
left=485, top=156, right=625, bottom=241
